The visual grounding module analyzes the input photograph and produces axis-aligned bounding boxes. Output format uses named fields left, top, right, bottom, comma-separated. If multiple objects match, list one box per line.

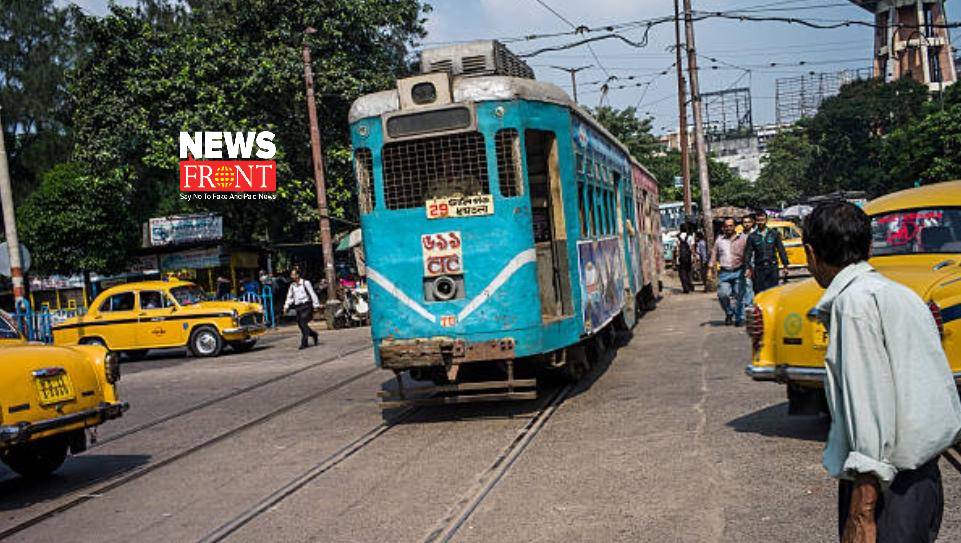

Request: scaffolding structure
left=701, top=87, right=753, bottom=142
left=774, top=69, right=872, bottom=125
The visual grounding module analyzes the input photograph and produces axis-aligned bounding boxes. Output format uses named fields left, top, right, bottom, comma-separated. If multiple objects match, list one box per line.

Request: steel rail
left=93, top=343, right=372, bottom=447
left=422, top=383, right=573, bottom=543
left=198, top=407, right=418, bottom=542
left=0, top=364, right=379, bottom=539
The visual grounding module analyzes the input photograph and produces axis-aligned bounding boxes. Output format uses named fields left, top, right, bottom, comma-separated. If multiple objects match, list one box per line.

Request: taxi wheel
left=229, top=339, right=257, bottom=353
left=189, top=326, right=223, bottom=358
left=2, top=438, right=68, bottom=479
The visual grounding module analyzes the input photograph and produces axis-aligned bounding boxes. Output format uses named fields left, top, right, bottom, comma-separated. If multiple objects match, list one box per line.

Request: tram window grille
left=575, top=152, right=585, bottom=175
left=354, top=148, right=375, bottom=213
left=381, top=131, right=489, bottom=210
left=495, top=129, right=523, bottom=197
left=578, top=180, right=587, bottom=238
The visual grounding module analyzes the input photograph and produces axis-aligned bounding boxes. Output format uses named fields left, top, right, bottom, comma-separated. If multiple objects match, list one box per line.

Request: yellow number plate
left=35, top=374, right=75, bottom=405
left=811, top=322, right=829, bottom=349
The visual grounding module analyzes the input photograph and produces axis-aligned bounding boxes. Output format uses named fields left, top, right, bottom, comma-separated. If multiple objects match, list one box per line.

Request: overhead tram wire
left=531, top=0, right=613, bottom=102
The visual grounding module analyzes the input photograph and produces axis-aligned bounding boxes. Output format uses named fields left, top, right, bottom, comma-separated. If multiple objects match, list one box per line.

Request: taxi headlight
left=105, top=351, right=121, bottom=384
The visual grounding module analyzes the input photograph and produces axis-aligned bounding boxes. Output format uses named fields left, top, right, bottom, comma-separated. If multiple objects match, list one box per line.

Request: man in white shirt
left=804, top=202, right=961, bottom=543
left=283, top=268, right=320, bottom=349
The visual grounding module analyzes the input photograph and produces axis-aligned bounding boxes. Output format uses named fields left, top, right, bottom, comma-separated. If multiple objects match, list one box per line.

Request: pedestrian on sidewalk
left=740, top=214, right=756, bottom=313
left=674, top=223, right=695, bottom=294
left=695, top=230, right=709, bottom=291
left=283, top=268, right=320, bottom=350
left=804, top=202, right=961, bottom=543
left=708, top=217, right=747, bottom=326
left=744, top=209, right=788, bottom=293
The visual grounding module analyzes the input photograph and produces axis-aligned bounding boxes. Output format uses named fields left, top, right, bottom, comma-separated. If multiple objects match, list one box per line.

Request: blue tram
left=348, top=41, right=662, bottom=405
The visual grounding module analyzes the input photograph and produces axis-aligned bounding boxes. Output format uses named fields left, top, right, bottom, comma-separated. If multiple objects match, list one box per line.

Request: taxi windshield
left=0, top=313, right=22, bottom=339
left=169, top=285, right=206, bottom=306
left=871, top=208, right=961, bottom=256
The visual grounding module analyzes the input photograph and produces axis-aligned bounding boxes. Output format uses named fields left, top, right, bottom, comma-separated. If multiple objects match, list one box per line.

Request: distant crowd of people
left=673, top=209, right=790, bottom=326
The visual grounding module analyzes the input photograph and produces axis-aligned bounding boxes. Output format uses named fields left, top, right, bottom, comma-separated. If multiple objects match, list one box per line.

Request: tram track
left=93, top=343, right=372, bottom=447
left=421, top=383, right=573, bottom=543
left=198, top=406, right=419, bottom=543
left=0, top=360, right=379, bottom=540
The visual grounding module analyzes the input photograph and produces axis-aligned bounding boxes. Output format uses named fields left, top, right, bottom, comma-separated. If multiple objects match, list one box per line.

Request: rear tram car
left=348, top=41, right=662, bottom=405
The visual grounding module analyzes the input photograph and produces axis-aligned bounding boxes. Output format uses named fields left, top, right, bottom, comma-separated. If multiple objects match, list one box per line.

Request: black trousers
left=752, top=265, right=780, bottom=293
left=678, top=263, right=693, bottom=293
left=838, top=459, right=943, bottom=543
left=295, top=302, right=318, bottom=347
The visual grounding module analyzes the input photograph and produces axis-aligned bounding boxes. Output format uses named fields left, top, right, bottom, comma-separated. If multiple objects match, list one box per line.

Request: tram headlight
left=411, top=82, right=437, bottom=105
left=432, top=276, right=458, bottom=301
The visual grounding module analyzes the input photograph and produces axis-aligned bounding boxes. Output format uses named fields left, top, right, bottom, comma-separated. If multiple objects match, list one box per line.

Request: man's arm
left=283, top=283, right=294, bottom=312
left=836, top=310, right=897, bottom=542
left=774, top=231, right=790, bottom=272
left=742, top=236, right=755, bottom=278
left=306, top=280, right=321, bottom=309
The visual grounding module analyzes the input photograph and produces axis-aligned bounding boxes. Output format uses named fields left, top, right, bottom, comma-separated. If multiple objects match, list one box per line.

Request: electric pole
left=682, top=0, right=715, bottom=270
left=302, top=28, right=338, bottom=322
left=673, top=0, right=692, bottom=217
left=550, top=65, right=592, bottom=104
left=0, top=108, right=25, bottom=306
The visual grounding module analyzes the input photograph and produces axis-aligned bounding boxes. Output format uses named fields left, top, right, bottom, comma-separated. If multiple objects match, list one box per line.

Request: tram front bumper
left=379, top=337, right=516, bottom=370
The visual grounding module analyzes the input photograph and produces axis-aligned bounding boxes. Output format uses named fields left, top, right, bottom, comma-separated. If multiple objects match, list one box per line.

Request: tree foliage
left=18, top=163, right=140, bottom=274
left=0, top=0, right=82, bottom=199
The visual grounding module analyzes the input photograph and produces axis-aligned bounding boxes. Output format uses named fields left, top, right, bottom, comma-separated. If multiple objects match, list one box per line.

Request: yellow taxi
left=745, top=181, right=961, bottom=414
left=0, top=310, right=127, bottom=478
left=767, top=219, right=807, bottom=269
left=52, top=280, right=266, bottom=358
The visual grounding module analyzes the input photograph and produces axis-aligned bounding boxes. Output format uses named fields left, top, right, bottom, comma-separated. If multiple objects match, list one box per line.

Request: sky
left=63, top=0, right=961, bottom=135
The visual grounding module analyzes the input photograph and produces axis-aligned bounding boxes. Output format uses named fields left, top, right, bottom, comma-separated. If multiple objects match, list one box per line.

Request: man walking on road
left=708, top=217, right=747, bottom=326
left=283, top=268, right=320, bottom=350
left=740, top=214, right=756, bottom=313
left=744, top=209, right=788, bottom=293
left=674, top=223, right=695, bottom=294
left=804, top=202, right=961, bottom=543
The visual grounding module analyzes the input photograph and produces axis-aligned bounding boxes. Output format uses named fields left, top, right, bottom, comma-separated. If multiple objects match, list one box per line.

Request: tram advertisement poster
left=577, top=238, right=625, bottom=331
left=426, top=195, right=494, bottom=219
left=422, top=231, right=463, bottom=277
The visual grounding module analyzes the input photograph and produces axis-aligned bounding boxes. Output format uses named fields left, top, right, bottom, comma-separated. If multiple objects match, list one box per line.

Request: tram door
left=525, top=130, right=573, bottom=322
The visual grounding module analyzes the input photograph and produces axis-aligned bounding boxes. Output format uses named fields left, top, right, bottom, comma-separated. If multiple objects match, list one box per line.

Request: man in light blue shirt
left=804, top=202, right=961, bottom=543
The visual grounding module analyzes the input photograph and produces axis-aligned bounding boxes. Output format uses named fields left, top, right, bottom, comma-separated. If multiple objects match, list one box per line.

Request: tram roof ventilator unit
left=420, top=40, right=534, bottom=80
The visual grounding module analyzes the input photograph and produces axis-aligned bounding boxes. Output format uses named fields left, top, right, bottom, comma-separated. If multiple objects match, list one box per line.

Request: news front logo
left=178, top=131, right=277, bottom=195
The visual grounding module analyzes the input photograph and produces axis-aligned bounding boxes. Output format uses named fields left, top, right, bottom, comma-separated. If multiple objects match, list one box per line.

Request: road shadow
left=727, top=402, right=829, bottom=442
left=0, top=453, right=150, bottom=511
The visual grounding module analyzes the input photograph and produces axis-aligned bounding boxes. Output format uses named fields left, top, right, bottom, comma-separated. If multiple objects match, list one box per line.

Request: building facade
left=850, top=0, right=956, bottom=91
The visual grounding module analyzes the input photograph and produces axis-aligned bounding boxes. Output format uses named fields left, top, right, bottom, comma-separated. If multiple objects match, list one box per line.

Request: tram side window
left=587, top=185, right=597, bottom=236
left=354, top=148, right=375, bottom=214
left=381, top=132, right=490, bottom=210
left=495, top=129, right=523, bottom=197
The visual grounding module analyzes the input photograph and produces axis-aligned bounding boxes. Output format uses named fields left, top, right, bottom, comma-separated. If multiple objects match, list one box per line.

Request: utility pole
left=302, top=28, right=338, bottom=323
left=0, top=108, right=25, bottom=306
left=672, top=0, right=692, bottom=217
left=550, top=65, right=592, bottom=104
left=682, top=0, right=715, bottom=275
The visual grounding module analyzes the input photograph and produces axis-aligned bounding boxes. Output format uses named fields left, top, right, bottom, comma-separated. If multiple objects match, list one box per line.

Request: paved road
left=2, top=290, right=960, bottom=542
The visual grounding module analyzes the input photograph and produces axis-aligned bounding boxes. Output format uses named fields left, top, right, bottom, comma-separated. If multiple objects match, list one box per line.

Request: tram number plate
left=811, top=322, right=829, bottom=350
left=422, top=231, right=463, bottom=277
left=426, top=195, right=493, bottom=219
left=35, top=374, right=75, bottom=405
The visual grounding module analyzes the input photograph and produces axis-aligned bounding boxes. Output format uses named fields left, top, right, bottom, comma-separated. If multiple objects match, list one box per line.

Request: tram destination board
left=426, top=194, right=494, bottom=219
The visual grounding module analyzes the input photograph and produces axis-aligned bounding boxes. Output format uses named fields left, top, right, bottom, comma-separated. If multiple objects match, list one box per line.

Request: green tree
left=67, top=0, right=427, bottom=252
left=884, top=101, right=961, bottom=188
left=0, top=0, right=82, bottom=199
left=590, top=106, right=660, bottom=160
left=805, top=77, right=927, bottom=196
left=754, top=129, right=808, bottom=205
left=18, top=163, right=140, bottom=276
